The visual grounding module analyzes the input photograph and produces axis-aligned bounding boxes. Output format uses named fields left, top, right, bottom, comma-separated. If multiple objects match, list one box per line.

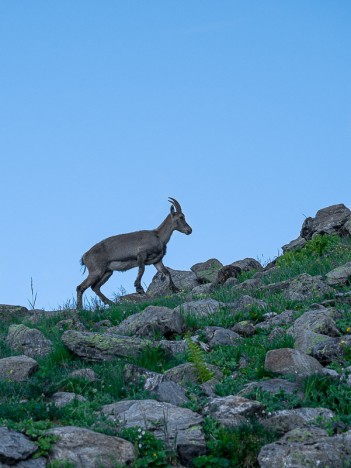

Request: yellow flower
left=346, top=327, right=351, bottom=333
left=9, top=370, right=13, bottom=374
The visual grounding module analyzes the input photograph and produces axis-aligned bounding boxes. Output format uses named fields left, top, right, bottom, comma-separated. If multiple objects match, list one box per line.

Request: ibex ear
left=170, top=205, right=175, bottom=216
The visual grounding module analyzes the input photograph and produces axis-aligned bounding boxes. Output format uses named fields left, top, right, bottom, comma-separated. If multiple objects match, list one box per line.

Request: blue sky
left=1, top=1, right=351, bottom=309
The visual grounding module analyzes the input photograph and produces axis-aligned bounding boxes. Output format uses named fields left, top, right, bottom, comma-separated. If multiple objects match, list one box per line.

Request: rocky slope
left=1, top=203, right=351, bottom=467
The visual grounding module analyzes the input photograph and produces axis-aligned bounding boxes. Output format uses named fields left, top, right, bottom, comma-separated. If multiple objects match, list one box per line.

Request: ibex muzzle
left=76, top=197, right=192, bottom=309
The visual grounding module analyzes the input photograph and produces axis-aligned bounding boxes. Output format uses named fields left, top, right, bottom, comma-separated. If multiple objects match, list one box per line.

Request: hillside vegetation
left=1, top=204, right=351, bottom=467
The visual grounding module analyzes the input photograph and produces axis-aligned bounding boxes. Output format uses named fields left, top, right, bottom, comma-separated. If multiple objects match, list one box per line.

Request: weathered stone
left=5, top=324, right=53, bottom=357
left=55, top=318, right=87, bottom=332
left=261, top=407, right=335, bottom=435
left=312, top=335, right=351, bottom=364
left=0, top=427, right=38, bottom=464
left=204, top=395, right=264, bottom=427
left=326, top=261, right=351, bottom=287
left=164, top=362, right=222, bottom=385
left=232, top=277, right=263, bottom=292
left=175, top=298, right=223, bottom=318
left=231, top=258, right=263, bottom=272
left=223, top=277, right=239, bottom=287
left=238, top=378, right=304, bottom=399
left=158, top=339, right=187, bottom=356
left=265, top=348, right=324, bottom=377
left=201, top=326, right=242, bottom=346
left=232, top=321, right=256, bottom=337
left=256, top=309, right=296, bottom=331
left=47, top=426, right=134, bottom=467
left=124, top=363, right=164, bottom=391
left=152, top=381, right=189, bottom=405
left=191, top=258, right=223, bottom=283
left=282, top=236, right=307, bottom=253
left=191, top=283, right=212, bottom=295
left=0, top=355, right=38, bottom=382
left=51, top=392, right=87, bottom=408
left=15, top=457, right=47, bottom=467
left=69, top=368, right=99, bottom=381
left=284, top=274, right=333, bottom=301
left=147, top=268, right=199, bottom=296
left=258, top=428, right=351, bottom=468
left=288, top=308, right=341, bottom=357
left=101, top=399, right=205, bottom=464
left=62, top=330, right=152, bottom=361
left=109, top=305, right=184, bottom=338
left=211, top=265, right=242, bottom=288
left=0, top=304, right=29, bottom=322
left=300, top=204, right=351, bottom=240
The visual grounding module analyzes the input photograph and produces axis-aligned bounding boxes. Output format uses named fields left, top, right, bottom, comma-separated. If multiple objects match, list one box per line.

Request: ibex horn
left=168, top=197, right=182, bottom=213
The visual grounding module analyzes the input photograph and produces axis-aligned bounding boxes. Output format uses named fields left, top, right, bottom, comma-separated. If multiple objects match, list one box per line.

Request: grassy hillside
left=1, top=234, right=351, bottom=467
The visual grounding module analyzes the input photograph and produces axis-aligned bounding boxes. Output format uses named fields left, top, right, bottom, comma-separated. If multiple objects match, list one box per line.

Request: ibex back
left=76, top=197, right=192, bottom=308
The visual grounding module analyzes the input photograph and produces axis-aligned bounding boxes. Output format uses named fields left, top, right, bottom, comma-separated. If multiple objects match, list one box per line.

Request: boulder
left=232, top=321, right=256, bottom=337
left=261, top=407, right=335, bottom=435
left=229, top=295, right=267, bottom=314
left=69, top=368, right=99, bottom=381
left=109, top=305, right=184, bottom=338
left=282, top=236, right=307, bottom=253
left=101, top=399, right=205, bottom=464
left=62, top=330, right=152, bottom=361
left=256, top=310, right=296, bottom=331
left=51, top=392, right=87, bottom=408
left=152, top=381, right=189, bottom=405
left=231, top=258, right=263, bottom=272
left=204, top=395, right=264, bottom=427
left=158, top=339, right=187, bottom=356
left=0, top=355, right=38, bottom=382
left=200, top=326, right=243, bottom=346
left=47, top=426, right=134, bottom=467
left=5, top=324, right=53, bottom=358
left=164, top=362, right=223, bottom=385
left=211, top=265, right=242, bottom=288
left=0, top=427, right=38, bottom=464
left=284, top=274, right=333, bottom=301
left=326, top=261, right=351, bottom=286
left=258, top=428, right=351, bottom=468
left=123, top=363, right=164, bottom=391
left=300, top=204, right=351, bottom=240
left=238, top=378, right=304, bottom=399
left=147, top=268, right=199, bottom=296
left=175, top=298, right=223, bottom=318
left=0, top=304, right=29, bottom=323
left=232, top=277, right=263, bottom=292
left=191, top=258, right=223, bottom=283
left=265, top=348, right=324, bottom=377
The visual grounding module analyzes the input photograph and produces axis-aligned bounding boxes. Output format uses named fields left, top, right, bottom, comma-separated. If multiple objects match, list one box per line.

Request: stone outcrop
left=204, top=395, right=264, bottom=427
left=191, top=258, right=223, bottom=283
left=5, top=324, right=53, bottom=357
left=264, top=348, right=324, bottom=377
left=0, top=355, right=39, bottom=382
left=300, top=204, right=351, bottom=240
left=147, top=268, right=199, bottom=296
left=0, top=427, right=38, bottom=465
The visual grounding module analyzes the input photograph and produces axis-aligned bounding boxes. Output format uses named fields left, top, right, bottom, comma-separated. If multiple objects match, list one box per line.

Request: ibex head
left=169, top=197, right=192, bottom=235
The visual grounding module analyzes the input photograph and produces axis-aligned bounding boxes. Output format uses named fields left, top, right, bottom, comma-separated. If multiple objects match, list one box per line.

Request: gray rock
left=288, top=308, right=341, bottom=357
left=284, top=273, right=333, bottom=301
left=51, top=392, right=87, bottom=408
left=109, top=305, right=184, bottom=338
left=201, top=326, right=242, bottom=346
left=0, top=355, right=38, bottom=382
left=191, top=258, right=223, bottom=283
left=204, top=395, right=264, bottom=427
left=300, top=203, right=351, bottom=240
left=0, top=427, right=38, bottom=464
left=256, top=310, right=296, bottom=331
left=62, top=330, right=152, bottom=361
left=101, top=399, right=205, bottom=465
left=15, top=457, right=47, bottom=467
left=164, top=362, right=223, bottom=385
left=223, top=277, right=239, bottom=287
left=282, top=236, right=307, bottom=253
left=326, top=261, right=351, bottom=286
left=69, top=368, right=99, bottom=381
left=5, top=324, right=53, bottom=357
left=238, top=378, right=304, bottom=399
left=55, top=318, right=87, bottom=332
left=47, top=426, right=134, bottom=467
left=152, top=381, right=189, bottom=405
left=191, top=283, right=213, bottom=295
left=261, top=407, right=335, bottom=435
left=231, top=258, right=263, bottom=272
left=312, top=335, right=351, bottom=364
left=232, top=321, right=256, bottom=337
left=158, top=339, right=187, bottom=356
left=0, top=305, right=29, bottom=323
left=147, top=268, right=199, bottom=296
left=124, top=363, right=164, bottom=391
left=232, top=277, right=263, bottom=292
left=265, top=348, right=324, bottom=377
left=258, top=428, right=351, bottom=468
left=211, top=265, right=242, bottom=288
left=175, top=299, right=223, bottom=318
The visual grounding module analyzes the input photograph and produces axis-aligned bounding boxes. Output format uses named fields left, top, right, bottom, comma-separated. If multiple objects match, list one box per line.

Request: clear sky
left=1, top=1, right=351, bottom=310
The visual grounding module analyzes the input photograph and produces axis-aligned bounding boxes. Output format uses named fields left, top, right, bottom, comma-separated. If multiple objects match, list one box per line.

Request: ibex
left=76, top=198, right=192, bottom=309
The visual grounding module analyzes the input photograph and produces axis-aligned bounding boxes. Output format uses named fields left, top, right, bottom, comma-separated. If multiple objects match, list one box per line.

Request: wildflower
left=138, top=443, right=142, bottom=448
left=346, top=327, right=351, bottom=333
left=9, top=370, right=13, bottom=374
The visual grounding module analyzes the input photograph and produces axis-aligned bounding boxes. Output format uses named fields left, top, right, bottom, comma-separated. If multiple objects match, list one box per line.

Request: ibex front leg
left=154, top=261, right=179, bottom=293
left=134, top=254, right=146, bottom=294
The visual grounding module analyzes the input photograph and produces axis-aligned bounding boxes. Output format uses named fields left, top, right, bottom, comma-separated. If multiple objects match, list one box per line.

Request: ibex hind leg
left=92, top=270, right=114, bottom=305
left=77, top=273, right=103, bottom=309
left=154, top=261, right=179, bottom=293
